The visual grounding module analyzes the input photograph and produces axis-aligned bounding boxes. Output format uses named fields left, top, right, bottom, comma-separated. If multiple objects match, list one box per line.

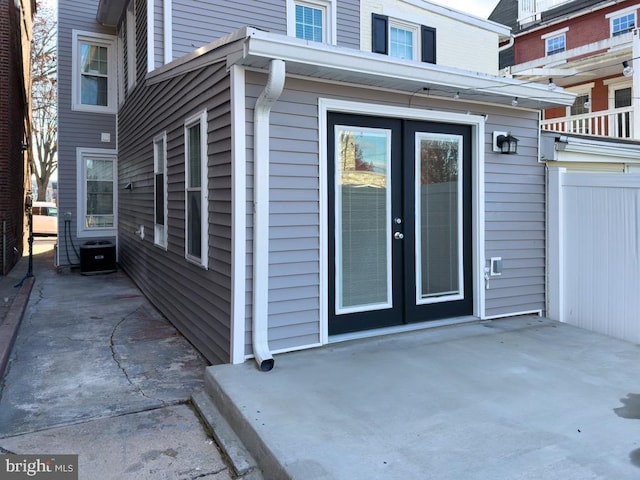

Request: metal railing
left=541, top=107, right=634, bottom=139
left=518, top=0, right=575, bottom=24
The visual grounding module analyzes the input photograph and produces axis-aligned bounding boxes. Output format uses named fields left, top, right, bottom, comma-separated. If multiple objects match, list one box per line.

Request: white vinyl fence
left=548, top=168, right=640, bottom=344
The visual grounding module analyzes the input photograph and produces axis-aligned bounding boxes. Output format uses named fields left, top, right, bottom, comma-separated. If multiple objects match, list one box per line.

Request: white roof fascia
left=231, top=28, right=575, bottom=108
left=399, top=0, right=511, bottom=37
left=556, top=135, right=640, bottom=160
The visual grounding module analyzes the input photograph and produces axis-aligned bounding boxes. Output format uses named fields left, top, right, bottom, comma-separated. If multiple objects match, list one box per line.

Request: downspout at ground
left=252, top=59, right=285, bottom=371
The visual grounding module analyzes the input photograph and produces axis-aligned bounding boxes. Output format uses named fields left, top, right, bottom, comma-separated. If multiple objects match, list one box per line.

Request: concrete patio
left=200, top=316, right=640, bottom=479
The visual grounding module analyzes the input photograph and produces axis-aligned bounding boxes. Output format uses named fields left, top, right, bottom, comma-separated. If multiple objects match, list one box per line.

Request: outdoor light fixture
left=548, top=78, right=557, bottom=90
left=623, top=61, right=634, bottom=77
left=583, top=97, right=591, bottom=109
left=494, top=131, right=519, bottom=154
left=511, top=97, right=518, bottom=107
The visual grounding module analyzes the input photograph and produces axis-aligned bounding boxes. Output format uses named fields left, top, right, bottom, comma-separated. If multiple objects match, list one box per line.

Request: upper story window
left=287, top=0, right=336, bottom=44
left=72, top=31, right=117, bottom=114
left=545, top=34, right=565, bottom=56
left=611, top=12, right=636, bottom=36
left=372, top=14, right=436, bottom=64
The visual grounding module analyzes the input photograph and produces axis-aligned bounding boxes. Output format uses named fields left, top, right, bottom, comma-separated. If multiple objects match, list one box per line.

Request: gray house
left=57, top=0, right=574, bottom=368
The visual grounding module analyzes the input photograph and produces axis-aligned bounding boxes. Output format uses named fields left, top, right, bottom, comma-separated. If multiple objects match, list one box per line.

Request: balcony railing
left=541, top=107, right=634, bottom=140
left=518, top=0, right=575, bottom=25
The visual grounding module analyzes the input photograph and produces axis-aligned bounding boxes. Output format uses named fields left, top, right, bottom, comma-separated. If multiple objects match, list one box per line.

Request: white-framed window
left=184, top=111, right=208, bottom=268
left=76, top=148, right=117, bottom=238
left=610, top=11, right=636, bottom=37
left=154, top=132, right=168, bottom=248
left=389, top=19, right=419, bottom=60
left=545, top=34, right=565, bottom=56
left=287, top=0, right=336, bottom=44
left=72, top=30, right=117, bottom=113
left=372, top=14, right=436, bottom=64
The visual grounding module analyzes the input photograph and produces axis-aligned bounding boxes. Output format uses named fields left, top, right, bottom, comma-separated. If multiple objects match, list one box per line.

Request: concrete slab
left=0, top=404, right=233, bottom=480
left=205, top=316, right=640, bottom=480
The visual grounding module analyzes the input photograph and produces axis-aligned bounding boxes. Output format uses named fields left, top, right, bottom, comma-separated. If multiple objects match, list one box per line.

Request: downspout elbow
left=252, top=59, right=286, bottom=372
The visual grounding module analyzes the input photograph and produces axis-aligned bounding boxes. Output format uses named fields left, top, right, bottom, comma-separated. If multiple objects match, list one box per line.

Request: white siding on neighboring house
left=360, top=0, right=503, bottom=75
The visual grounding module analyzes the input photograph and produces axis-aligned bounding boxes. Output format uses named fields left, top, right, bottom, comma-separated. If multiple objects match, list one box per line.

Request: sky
left=430, top=0, right=500, bottom=19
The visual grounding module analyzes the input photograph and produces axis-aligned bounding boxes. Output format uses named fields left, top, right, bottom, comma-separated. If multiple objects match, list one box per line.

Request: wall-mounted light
left=623, top=61, right=634, bottom=77
left=123, top=182, right=132, bottom=190
left=493, top=131, right=519, bottom=154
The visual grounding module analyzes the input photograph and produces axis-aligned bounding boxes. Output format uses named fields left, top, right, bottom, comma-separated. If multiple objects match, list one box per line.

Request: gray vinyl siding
left=243, top=73, right=545, bottom=353
left=153, top=0, right=164, bottom=69
left=170, top=0, right=360, bottom=61
left=57, top=0, right=117, bottom=267
left=118, top=59, right=233, bottom=365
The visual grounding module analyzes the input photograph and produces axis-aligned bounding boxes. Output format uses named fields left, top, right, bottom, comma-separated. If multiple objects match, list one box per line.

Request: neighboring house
left=0, top=0, right=35, bottom=275
left=491, top=0, right=640, bottom=171
left=57, top=0, right=574, bottom=367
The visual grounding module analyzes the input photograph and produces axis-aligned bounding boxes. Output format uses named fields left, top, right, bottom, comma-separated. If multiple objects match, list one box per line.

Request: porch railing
left=518, top=0, right=575, bottom=25
left=541, top=106, right=634, bottom=140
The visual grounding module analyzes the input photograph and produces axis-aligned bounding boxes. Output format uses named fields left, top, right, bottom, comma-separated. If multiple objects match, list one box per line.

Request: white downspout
left=252, top=59, right=285, bottom=371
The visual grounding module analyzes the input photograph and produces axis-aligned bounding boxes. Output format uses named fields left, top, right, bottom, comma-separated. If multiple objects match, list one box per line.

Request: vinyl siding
left=168, top=0, right=359, bottom=62
left=57, top=0, right=117, bottom=267
left=118, top=58, right=233, bottom=365
left=243, top=73, right=545, bottom=353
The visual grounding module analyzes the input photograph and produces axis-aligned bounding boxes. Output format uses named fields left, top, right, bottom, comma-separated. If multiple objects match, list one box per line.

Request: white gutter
left=252, top=59, right=285, bottom=371
left=498, top=35, right=515, bottom=52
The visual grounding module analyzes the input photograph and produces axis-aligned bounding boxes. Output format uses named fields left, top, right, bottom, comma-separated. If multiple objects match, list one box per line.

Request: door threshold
left=328, top=315, right=481, bottom=344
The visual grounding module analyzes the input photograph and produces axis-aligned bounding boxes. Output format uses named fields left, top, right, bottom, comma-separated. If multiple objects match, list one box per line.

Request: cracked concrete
left=0, top=243, right=234, bottom=479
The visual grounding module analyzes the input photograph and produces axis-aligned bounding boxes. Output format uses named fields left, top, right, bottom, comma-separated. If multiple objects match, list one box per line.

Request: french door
left=328, top=113, right=472, bottom=335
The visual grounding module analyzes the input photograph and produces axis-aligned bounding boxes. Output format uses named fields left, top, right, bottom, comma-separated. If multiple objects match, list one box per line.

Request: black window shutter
left=421, top=26, right=436, bottom=64
left=372, top=13, right=388, bottom=55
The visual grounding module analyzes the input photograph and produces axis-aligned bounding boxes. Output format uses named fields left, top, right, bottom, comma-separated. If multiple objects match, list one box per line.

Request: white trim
left=184, top=110, right=209, bottom=269
left=482, top=310, right=542, bottom=321
left=605, top=4, right=640, bottom=19
left=541, top=27, right=569, bottom=40
left=71, top=30, right=118, bottom=114
left=414, top=132, right=464, bottom=305
left=547, top=167, right=564, bottom=323
left=76, top=147, right=118, bottom=238
left=318, top=98, right=486, bottom=342
left=286, top=0, right=337, bottom=45
left=126, top=4, right=136, bottom=92
left=333, top=126, right=393, bottom=315
left=164, top=0, right=173, bottom=64
left=147, top=0, right=154, bottom=72
left=230, top=65, right=246, bottom=364
left=153, top=132, right=168, bottom=249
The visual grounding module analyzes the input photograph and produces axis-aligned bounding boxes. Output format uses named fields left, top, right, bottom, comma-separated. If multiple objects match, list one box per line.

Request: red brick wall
left=0, top=0, right=29, bottom=275
left=515, top=1, right=639, bottom=64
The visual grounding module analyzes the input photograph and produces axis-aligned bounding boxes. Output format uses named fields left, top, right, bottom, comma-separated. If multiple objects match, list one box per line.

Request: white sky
left=430, top=0, right=500, bottom=18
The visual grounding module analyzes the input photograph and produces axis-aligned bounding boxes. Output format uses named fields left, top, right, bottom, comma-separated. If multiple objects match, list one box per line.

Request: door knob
left=394, top=232, right=404, bottom=240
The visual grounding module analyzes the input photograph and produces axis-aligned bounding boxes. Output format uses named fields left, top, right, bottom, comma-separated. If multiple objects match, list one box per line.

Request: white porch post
left=547, top=166, right=565, bottom=322
left=633, top=28, right=640, bottom=140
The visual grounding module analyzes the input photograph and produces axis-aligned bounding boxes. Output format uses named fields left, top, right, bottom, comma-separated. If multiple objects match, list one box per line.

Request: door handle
left=394, top=232, right=404, bottom=240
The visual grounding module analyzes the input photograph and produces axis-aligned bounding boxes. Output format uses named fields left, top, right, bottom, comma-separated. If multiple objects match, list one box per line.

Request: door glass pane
left=335, top=126, right=392, bottom=314
left=85, top=157, right=114, bottom=228
left=415, top=133, right=463, bottom=303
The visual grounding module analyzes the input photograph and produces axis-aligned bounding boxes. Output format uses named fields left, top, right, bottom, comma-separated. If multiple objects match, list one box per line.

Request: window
left=287, top=0, right=336, bottom=44
left=372, top=14, right=436, bottom=64
left=611, top=12, right=635, bottom=36
left=76, top=148, right=117, bottom=238
left=184, top=112, right=208, bottom=268
left=154, top=133, right=168, bottom=248
left=126, top=2, right=136, bottom=92
left=72, top=31, right=117, bottom=113
left=545, top=34, right=565, bottom=56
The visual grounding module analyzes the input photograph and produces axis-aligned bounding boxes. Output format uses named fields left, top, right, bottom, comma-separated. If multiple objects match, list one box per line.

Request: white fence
left=548, top=168, right=640, bottom=344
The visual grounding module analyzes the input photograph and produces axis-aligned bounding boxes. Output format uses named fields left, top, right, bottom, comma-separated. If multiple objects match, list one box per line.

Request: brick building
left=0, top=0, right=35, bottom=275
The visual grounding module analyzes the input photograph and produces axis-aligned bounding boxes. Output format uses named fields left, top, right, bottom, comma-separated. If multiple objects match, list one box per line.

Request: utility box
left=80, top=241, right=116, bottom=275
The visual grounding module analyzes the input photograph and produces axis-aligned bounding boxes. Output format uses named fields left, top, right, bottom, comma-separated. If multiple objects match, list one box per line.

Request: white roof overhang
left=151, top=27, right=576, bottom=110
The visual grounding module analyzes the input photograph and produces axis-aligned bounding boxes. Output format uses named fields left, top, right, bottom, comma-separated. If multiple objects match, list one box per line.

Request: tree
left=30, top=1, right=57, bottom=201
